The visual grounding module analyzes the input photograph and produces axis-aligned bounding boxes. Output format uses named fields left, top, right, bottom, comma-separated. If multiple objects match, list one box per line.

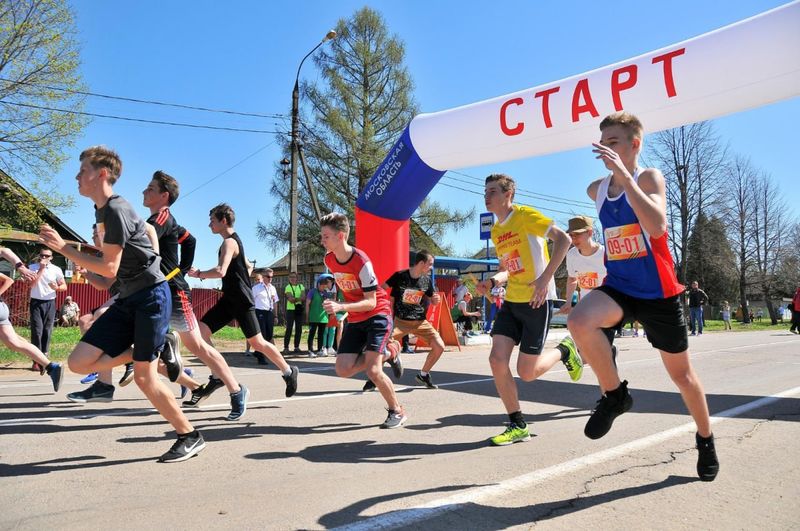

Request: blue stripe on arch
left=356, top=126, right=445, bottom=221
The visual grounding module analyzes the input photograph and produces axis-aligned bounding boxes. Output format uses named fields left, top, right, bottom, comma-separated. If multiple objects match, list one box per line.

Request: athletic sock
left=283, top=368, right=293, bottom=377
left=178, top=429, right=198, bottom=438
left=419, top=371, right=429, bottom=377
left=509, top=411, right=526, bottom=428
left=555, top=342, right=569, bottom=362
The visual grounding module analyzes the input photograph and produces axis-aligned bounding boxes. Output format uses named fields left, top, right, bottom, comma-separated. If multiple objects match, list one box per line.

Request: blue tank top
left=596, top=169, right=683, bottom=299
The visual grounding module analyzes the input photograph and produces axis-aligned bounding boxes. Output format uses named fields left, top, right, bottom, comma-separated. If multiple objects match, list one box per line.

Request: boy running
left=567, top=111, right=718, bottom=481
left=319, top=212, right=406, bottom=428
left=40, top=146, right=204, bottom=463
left=383, top=250, right=445, bottom=389
left=474, top=173, right=582, bottom=446
left=188, top=204, right=299, bottom=399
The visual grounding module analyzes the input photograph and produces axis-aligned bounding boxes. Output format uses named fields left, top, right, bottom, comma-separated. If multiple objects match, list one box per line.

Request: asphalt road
left=1, top=330, right=798, bottom=530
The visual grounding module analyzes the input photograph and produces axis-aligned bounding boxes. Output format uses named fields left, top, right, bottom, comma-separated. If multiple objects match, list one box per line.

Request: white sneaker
left=328, top=348, right=337, bottom=356
left=316, top=349, right=326, bottom=357
left=308, top=350, right=317, bottom=358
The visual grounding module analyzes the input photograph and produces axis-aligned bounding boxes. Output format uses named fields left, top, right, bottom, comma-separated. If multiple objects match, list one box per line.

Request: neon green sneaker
left=490, top=423, right=531, bottom=446
left=559, top=336, right=583, bottom=382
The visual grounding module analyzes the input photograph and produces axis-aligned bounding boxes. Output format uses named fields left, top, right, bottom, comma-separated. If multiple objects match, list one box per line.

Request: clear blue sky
left=56, top=0, right=799, bottom=286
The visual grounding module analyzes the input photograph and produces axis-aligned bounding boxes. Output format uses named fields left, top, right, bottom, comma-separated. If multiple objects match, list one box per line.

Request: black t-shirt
left=385, top=269, right=434, bottom=321
left=95, top=195, right=164, bottom=298
left=221, top=232, right=254, bottom=305
left=147, top=208, right=194, bottom=292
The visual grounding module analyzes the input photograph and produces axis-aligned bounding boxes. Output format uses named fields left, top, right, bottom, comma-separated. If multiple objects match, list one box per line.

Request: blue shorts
left=338, top=315, right=393, bottom=355
left=81, top=282, right=171, bottom=362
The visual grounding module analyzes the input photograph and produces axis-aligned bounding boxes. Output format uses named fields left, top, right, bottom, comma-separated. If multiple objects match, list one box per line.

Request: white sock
left=283, top=368, right=293, bottom=376
left=419, top=371, right=429, bottom=377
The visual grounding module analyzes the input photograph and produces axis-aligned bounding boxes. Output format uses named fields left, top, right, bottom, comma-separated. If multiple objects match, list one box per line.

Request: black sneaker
left=157, top=431, right=206, bottom=463
left=227, top=383, right=249, bottom=421
left=119, top=362, right=135, bottom=387
left=386, top=341, right=403, bottom=379
left=47, top=362, right=64, bottom=392
left=159, top=331, right=183, bottom=382
left=67, top=381, right=115, bottom=403
left=362, top=379, right=377, bottom=392
left=584, top=380, right=633, bottom=440
left=283, top=365, right=299, bottom=397
left=182, top=376, right=225, bottom=408
left=415, top=373, right=438, bottom=389
left=254, top=352, right=269, bottom=365
left=696, top=432, right=719, bottom=482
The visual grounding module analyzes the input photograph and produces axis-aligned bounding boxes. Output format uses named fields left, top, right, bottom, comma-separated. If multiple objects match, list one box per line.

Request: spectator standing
left=790, top=287, right=800, bottom=334
left=59, top=296, right=80, bottom=327
left=687, top=281, right=708, bottom=336
left=305, top=276, right=329, bottom=357
left=252, top=270, right=279, bottom=363
left=721, top=301, right=732, bottom=330
left=28, top=247, right=67, bottom=371
left=283, top=272, right=305, bottom=354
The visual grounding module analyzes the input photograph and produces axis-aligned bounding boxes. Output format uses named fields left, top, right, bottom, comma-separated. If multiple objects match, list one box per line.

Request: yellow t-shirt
left=491, top=204, right=557, bottom=303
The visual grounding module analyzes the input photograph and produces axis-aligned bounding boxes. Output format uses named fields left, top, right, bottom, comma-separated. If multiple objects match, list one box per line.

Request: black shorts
left=338, top=315, right=393, bottom=355
left=595, top=285, right=688, bottom=353
left=81, top=282, right=171, bottom=362
left=491, top=300, right=551, bottom=355
left=170, top=286, right=197, bottom=333
left=200, top=296, right=260, bottom=339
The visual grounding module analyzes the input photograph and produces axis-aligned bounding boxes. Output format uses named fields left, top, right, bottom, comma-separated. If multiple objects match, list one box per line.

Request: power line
left=0, top=77, right=287, bottom=119
left=180, top=141, right=278, bottom=200
left=449, top=169, right=595, bottom=208
left=0, top=100, right=288, bottom=134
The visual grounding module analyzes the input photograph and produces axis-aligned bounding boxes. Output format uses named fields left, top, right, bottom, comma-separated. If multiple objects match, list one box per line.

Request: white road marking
left=332, top=385, right=800, bottom=531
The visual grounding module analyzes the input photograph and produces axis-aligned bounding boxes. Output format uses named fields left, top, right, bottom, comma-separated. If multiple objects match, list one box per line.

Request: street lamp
left=289, top=29, right=337, bottom=274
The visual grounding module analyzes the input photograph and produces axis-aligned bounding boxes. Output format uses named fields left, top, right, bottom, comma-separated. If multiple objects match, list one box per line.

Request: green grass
left=0, top=324, right=314, bottom=363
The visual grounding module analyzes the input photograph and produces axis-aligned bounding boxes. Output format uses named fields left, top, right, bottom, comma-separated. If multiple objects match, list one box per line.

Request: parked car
left=550, top=298, right=568, bottom=327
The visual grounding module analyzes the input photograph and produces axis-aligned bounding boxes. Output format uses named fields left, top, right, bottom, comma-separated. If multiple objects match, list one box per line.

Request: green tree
left=257, top=7, right=471, bottom=258
left=0, top=0, right=87, bottom=218
left=685, top=213, right=739, bottom=306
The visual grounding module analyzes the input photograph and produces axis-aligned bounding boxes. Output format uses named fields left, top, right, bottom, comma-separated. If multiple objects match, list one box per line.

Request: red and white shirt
left=324, top=247, right=392, bottom=323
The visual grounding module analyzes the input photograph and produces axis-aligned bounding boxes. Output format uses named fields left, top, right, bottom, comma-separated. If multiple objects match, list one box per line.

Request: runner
left=383, top=250, right=444, bottom=389
left=143, top=171, right=249, bottom=420
left=0, top=247, right=63, bottom=392
left=567, top=111, right=718, bottom=481
left=319, top=212, right=406, bottom=428
left=187, top=203, right=299, bottom=400
left=474, top=173, right=582, bottom=446
left=40, top=146, right=204, bottom=463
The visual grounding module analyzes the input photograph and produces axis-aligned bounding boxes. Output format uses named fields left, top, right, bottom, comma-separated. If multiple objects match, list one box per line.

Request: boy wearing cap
left=567, top=111, right=718, bottom=481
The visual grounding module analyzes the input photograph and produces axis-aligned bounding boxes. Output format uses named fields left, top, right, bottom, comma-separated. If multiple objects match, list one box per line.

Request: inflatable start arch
left=354, top=1, right=800, bottom=282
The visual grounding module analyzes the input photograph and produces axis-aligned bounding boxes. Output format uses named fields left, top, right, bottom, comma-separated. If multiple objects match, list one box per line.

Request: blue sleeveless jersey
left=596, top=171, right=684, bottom=300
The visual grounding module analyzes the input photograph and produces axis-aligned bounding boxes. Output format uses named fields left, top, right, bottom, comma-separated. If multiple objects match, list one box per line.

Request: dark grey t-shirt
left=95, top=195, right=164, bottom=298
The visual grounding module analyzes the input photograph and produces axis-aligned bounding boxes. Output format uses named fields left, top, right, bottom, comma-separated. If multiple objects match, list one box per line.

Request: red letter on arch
left=611, top=65, right=638, bottom=111
left=571, top=79, right=599, bottom=122
left=651, top=48, right=685, bottom=98
left=534, top=87, right=560, bottom=129
left=500, top=97, right=525, bottom=136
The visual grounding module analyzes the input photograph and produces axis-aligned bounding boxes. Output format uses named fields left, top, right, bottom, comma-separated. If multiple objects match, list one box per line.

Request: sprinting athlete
left=188, top=203, right=298, bottom=401
left=320, top=212, right=406, bottom=429
left=567, top=111, right=718, bottom=481
left=475, top=173, right=582, bottom=447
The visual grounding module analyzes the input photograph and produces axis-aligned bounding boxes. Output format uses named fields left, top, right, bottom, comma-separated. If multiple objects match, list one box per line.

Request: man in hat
left=558, top=216, right=606, bottom=313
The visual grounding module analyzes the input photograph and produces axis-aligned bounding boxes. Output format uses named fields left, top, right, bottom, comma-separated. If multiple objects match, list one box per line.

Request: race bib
left=334, top=272, right=360, bottom=292
left=401, top=289, right=424, bottom=305
left=577, top=272, right=599, bottom=290
left=501, top=249, right=525, bottom=275
left=604, top=224, right=648, bottom=261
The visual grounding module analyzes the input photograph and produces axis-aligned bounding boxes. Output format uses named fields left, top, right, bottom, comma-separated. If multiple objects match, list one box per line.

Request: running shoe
left=282, top=365, right=299, bottom=397
left=308, top=350, right=317, bottom=358
left=254, top=352, right=269, bottom=365
left=47, top=362, right=64, bottom=392
left=227, top=383, right=250, bottom=421
left=157, top=430, right=206, bottom=463
left=160, top=331, right=183, bottom=382
left=696, top=432, right=719, bottom=482
left=380, top=408, right=408, bottom=429
left=182, top=376, right=225, bottom=408
left=67, top=381, right=115, bottom=403
left=80, top=372, right=99, bottom=384
left=558, top=336, right=583, bottom=382
left=584, top=380, right=633, bottom=440
left=386, top=340, right=403, bottom=379
left=490, top=423, right=530, bottom=446
left=119, top=363, right=135, bottom=386
left=179, top=367, right=195, bottom=400
left=415, top=373, right=439, bottom=389
left=362, top=379, right=377, bottom=392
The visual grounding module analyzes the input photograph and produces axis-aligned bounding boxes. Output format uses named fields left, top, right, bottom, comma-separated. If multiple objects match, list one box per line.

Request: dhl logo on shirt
left=495, top=231, right=515, bottom=244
